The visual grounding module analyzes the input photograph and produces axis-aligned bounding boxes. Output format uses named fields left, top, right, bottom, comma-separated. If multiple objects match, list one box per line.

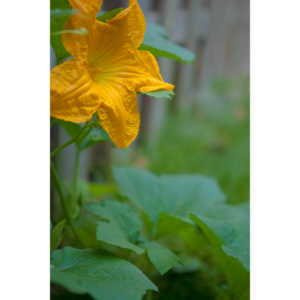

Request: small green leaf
left=51, top=28, right=88, bottom=36
left=55, top=119, right=82, bottom=139
left=55, top=119, right=109, bottom=151
left=85, top=200, right=144, bottom=255
left=144, top=90, right=175, bottom=100
left=79, top=126, right=110, bottom=150
left=50, top=8, right=77, bottom=18
left=50, top=0, right=72, bottom=64
left=51, top=247, right=157, bottom=300
left=140, top=22, right=195, bottom=64
left=143, top=241, right=180, bottom=275
left=96, top=8, right=124, bottom=22
left=51, top=219, right=66, bottom=251
left=145, top=22, right=168, bottom=39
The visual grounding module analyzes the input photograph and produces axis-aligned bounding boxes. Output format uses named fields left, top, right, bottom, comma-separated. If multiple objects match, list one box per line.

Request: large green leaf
left=156, top=213, right=209, bottom=254
left=113, top=167, right=225, bottom=224
left=140, top=22, right=195, bottom=64
left=189, top=212, right=250, bottom=300
left=143, top=241, right=180, bottom=275
left=51, top=247, right=157, bottom=300
left=113, top=167, right=249, bottom=272
left=156, top=213, right=249, bottom=300
left=190, top=203, right=250, bottom=271
left=84, top=200, right=144, bottom=255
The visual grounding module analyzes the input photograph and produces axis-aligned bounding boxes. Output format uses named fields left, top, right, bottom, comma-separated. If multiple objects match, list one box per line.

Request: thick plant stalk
left=50, top=161, right=84, bottom=247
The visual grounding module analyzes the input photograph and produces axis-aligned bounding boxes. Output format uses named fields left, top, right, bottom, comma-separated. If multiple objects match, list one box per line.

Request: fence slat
left=176, top=0, right=203, bottom=111
left=196, top=0, right=249, bottom=103
left=143, top=0, right=181, bottom=144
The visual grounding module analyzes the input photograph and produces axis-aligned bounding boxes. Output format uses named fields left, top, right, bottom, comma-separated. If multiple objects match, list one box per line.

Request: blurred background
left=51, top=0, right=249, bottom=204
left=51, top=1, right=249, bottom=297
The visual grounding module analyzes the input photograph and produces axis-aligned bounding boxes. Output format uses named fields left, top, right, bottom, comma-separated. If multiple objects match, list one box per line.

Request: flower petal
left=132, top=50, right=175, bottom=93
left=96, top=83, right=140, bottom=149
left=69, top=0, right=103, bottom=18
left=88, top=0, right=145, bottom=64
left=89, top=46, right=174, bottom=94
left=61, top=15, right=89, bottom=64
left=61, top=0, right=103, bottom=63
left=51, top=59, right=100, bottom=123
left=106, top=0, right=146, bottom=48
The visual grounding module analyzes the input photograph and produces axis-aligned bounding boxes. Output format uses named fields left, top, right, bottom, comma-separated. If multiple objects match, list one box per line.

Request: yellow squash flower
left=51, top=0, right=174, bottom=148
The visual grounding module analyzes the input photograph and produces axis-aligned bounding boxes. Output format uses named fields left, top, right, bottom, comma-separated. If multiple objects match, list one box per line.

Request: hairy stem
left=50, top=123, right=89, bottom=157
left=72, top=147, right=81, bottom=203
left=50, top=160, right=84, bottom=247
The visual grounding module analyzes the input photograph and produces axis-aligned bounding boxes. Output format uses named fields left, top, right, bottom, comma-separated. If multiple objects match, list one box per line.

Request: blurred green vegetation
left=51, top=81, right=250, bottom=300
left=123, top=81, right=250, bottom=300
left=138, top=80, right=250, bottom=205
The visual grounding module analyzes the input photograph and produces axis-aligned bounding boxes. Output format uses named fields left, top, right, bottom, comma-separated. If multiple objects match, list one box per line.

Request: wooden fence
left=137, top=0, right=249, bottom=143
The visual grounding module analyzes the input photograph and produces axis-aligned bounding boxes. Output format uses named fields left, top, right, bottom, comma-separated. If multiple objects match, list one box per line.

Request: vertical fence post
left=196, top=0, right=249, bottom=104
left=143, top=0, right=181, bottom=145
left=175, top=0, right=201, bottom=112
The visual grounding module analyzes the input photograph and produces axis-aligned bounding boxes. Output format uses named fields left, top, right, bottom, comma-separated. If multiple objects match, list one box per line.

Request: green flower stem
left=77, top=125, right=94, bottom=145
left=72, top=147, right=81, bottom=203
left=50, top=123, right=90, bottom=157
left=71, top=125, right=94, bottom=203
left=50, top=160, right=84, bottom=247
left=50, top=118, right=55, bottom=128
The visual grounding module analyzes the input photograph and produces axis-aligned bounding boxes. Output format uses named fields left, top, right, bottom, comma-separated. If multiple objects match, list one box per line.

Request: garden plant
left=50, top=1, right=250, bottom=299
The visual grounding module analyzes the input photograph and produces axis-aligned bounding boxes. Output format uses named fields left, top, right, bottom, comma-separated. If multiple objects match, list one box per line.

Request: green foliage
left=51, top=247, right=157, bottom=300
left=50, top=5, right=248, bottom=300
left=84, top=200, right=144, bottom=255
left=56, top=119, right=109, bottom=151
left=52, top=28, right=88, bottom=36
left=51, top=219, right=66, bottom=251
left=155, top=212, right=249, bottom=300
left=112, top=167, right=249, bottom=299
left=143, top=90, right=175, bottom=100
left=50, top=0, right=72, bottom=64
left=143, top=87, right=250, bottom=205
left=191, top=204, right=250, bottom=271
left=85, top=182, right=118, bottom=198
left=96, top=8, right=124, bottom=22
left=113, top=167, right=248, bottom=268
left=113, top=167, right=226, bottom=224
left=143, top=241, right=180, bottom=275
left=51, top=165, right=249, bottom=299
left=140, top=22, right=195, bottom=63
